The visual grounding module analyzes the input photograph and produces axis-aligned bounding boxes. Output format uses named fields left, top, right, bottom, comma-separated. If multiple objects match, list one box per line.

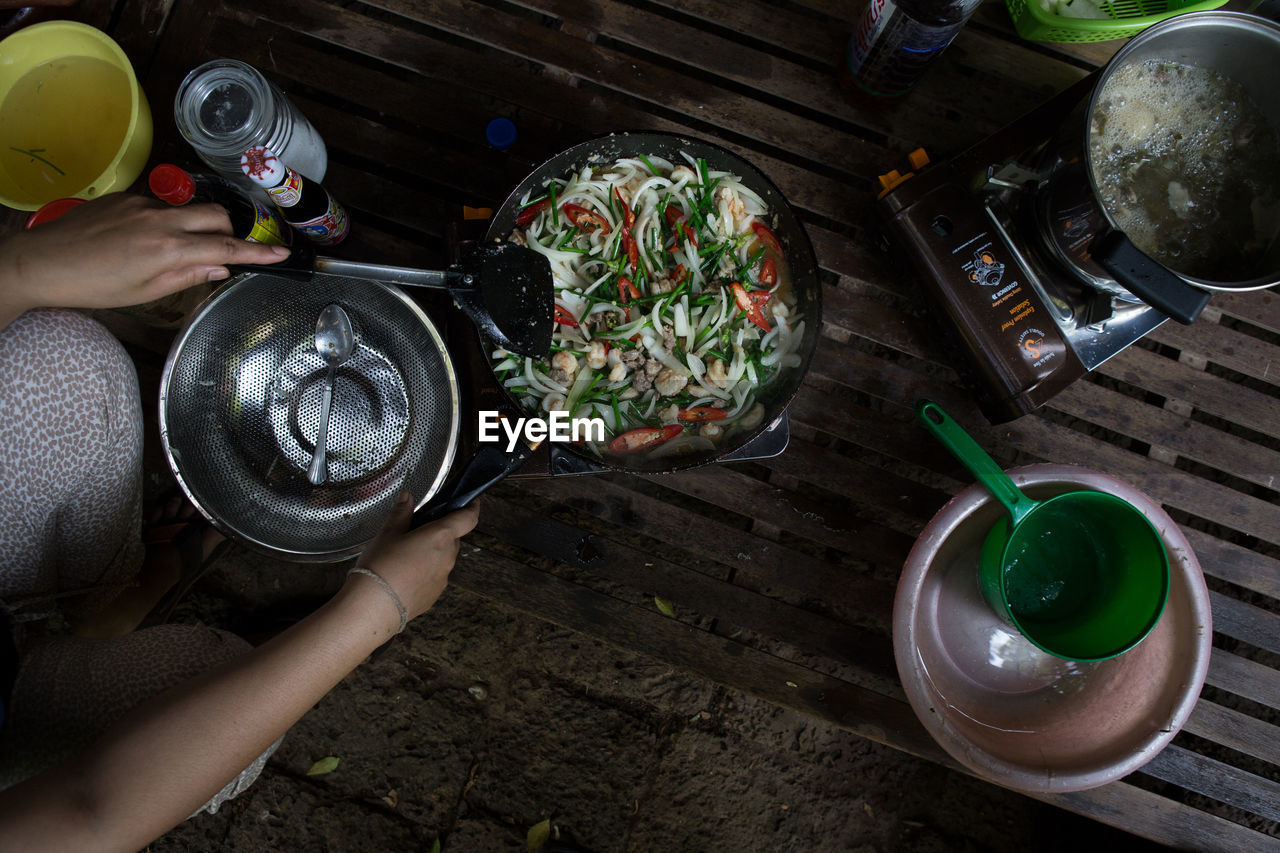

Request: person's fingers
left=167, top=202, right=238, bottom=236
left=159, top=233, right=291, bottom=273
left=146, top=265, right=236, bottom=297
left=431, top=504, right=480, bottom=538
left=381, top=490, right=416, bottom=534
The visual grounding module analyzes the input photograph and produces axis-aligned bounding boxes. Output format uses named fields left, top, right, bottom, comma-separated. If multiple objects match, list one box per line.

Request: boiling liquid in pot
left=1089, top=60, right=1280, bottom=282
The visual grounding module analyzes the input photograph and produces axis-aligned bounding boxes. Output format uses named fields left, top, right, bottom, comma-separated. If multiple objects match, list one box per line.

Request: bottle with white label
left=241, top=146, right=349, bottom=246
left=841, top=0, right=983, bottom=100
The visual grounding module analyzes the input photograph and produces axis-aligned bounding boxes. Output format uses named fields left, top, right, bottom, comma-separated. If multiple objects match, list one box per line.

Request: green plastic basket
left=1006, top=0, right=1228, bottom=42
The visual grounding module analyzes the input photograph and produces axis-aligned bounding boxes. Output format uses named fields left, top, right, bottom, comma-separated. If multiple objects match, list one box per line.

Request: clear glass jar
left=174, top=59, right=327, bottom=188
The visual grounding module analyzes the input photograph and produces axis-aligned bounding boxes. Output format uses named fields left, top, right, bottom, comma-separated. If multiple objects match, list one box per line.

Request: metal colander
left=161, top=272, right=460, bottom=561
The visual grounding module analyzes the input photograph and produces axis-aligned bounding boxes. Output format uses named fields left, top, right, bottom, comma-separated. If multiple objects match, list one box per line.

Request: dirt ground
left=149, top=541, right=1168, bottom=853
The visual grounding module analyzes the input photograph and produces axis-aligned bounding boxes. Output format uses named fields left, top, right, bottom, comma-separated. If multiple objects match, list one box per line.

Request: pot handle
left=1091, top=230, right=1210, bottom=325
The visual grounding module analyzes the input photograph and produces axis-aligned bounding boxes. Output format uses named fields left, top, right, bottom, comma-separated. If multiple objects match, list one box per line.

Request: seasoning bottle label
left=292, top=194, right=350, bottom=246
left=246, top=200, right=292, bottom=246
left=848, top=0, right=967, bottom=98
left=266, top=169, right=304, bottom=207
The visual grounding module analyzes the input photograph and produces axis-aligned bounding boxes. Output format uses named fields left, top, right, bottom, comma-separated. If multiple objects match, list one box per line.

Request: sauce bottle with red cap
left=149, top=163, right=292, bottom=247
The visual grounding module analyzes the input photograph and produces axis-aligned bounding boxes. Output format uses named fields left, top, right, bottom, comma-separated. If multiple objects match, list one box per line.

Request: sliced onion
left=728, top=344, right=746, bottom=383
left=645, top=336, right=688, bottom=374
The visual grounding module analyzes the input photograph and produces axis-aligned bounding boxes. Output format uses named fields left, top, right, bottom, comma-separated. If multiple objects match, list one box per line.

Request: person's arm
left=0, top=496, right=479, bottom=853
left=0, top=193, right=290, bottom=331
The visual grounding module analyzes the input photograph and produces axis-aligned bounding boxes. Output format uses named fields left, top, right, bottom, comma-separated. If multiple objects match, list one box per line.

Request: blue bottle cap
left=486, top=117, right=517, bottom=150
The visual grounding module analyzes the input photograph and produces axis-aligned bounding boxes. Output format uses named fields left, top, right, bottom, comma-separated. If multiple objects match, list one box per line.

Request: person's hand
left=0, top=193, right=290, bottom=326
left=350, top=493, right=480, bottom=627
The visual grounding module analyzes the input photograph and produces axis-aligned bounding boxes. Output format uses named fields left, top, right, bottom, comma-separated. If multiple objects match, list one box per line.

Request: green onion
left=737, top=246, right=766, bottom=280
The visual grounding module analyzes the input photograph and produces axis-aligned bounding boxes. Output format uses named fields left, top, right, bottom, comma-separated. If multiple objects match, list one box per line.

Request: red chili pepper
left=664, top=206, right=698, bottom=247
left=614, top=186, right=635, bottom=231
left=677, top=407, right=728, bottom=423
left=554, top=304, right=579, bottom=327
left=749, top=290, right=770, bottom=308
left=672, top=264, right=687, bottom=284
left=608, top=424, right=684, bottom=455
left=732, top=282, right=771, bottom=332
left=751, top=221, right=782, bottom=256
left=618, top=276, right=641, bottom=304
left=515, top=198, right=550, bottom=227
left=621, top=229, right=639, bottom=271
left=759, top=256, right=777, bottom=287
left=562, top=203, right=611, bottom=234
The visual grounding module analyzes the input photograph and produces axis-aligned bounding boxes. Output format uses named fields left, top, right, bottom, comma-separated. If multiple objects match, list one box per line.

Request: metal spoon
left=307, top=304, right=355, bottom=485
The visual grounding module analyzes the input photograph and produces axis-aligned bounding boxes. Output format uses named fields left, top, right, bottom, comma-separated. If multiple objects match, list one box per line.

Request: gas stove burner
left=983, top=176, right=1165, bottom=372
left=876, top=78, right=1166, bottom=423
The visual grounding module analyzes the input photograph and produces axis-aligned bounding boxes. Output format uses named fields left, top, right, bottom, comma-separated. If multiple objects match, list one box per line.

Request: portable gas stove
left=877, top=76, right=1167, bottom=423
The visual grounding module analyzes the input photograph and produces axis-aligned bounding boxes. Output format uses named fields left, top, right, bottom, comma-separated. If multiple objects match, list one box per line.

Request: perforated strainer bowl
left=160, top=272, right=460, bottom=561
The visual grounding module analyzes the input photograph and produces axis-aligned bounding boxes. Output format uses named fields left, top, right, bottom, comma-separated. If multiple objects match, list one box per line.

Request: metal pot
left=161, top=272, right=461, bottom=562
left=1040, top=12, right=1280, bottom=324
left=484, top=132, right=822, bottom=474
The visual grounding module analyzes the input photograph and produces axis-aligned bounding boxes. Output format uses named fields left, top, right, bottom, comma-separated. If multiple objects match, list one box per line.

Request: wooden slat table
left=19, top=0, right=1280, bottom=848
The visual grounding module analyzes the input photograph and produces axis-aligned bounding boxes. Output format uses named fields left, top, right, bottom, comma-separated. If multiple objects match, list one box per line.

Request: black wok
left=484, top=132, right=822, bottom=474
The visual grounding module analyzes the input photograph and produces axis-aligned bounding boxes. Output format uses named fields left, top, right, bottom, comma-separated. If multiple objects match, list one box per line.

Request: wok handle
left=411, top=444, right=531, bottom=527
left=1091, top=231, right=1210, bottom=325
left=224, top=237, right=317, bottom=281
left=226, top=242, right=462, bottom=290
left=313, top=257, right=455, bottom=289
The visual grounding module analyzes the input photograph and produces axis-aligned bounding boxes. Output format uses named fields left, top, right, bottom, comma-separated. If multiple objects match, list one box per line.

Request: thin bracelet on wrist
left=347, top=567, right=408, bottom=634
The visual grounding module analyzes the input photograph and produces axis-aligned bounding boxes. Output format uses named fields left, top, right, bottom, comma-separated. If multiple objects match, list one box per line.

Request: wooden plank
left=507, top=476, right=898, bottom=627
left=759, top=434, right=951, bottom=532
left=1207, top=648, right=1280, bottom=712
left=476, top=492, right=899, bottom=680
left=1097, top=344, right=1280, bottom=445
left=1142, top=745, right=1280, bottom=825
left=1042, top=780, right=1280, bottom=853
left=506, top=0, right=1083, bottom=152
left=1208, top=591, right=1280, bottom=656
left=1214, top=289, right=1280, bottom=336
left=1182, top=700, right=1280, bottom=771
left=1180, top=528, right=1280, bottom=602
left=1147, top=315, right=1280, bottom=391
left=790, top=347, right=1280, bottom=556
left=993, top=417, right=1280, bottom=550
left=278, top=0, right=888, bottom=185
left=1050, top=378, right=1280, bottom=494
left=216, top=0, right=869, bottom=227
left=108, top=0, right=180, bottom=74
left=454, top=537, right=1277, bottom=852
left=643, top=464, right=918, bottom=560
left=451, top=539, right=946, bottom=760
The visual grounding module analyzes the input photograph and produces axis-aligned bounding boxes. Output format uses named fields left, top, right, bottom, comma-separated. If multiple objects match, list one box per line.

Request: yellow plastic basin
left=0, top=21, right=151, bottom=211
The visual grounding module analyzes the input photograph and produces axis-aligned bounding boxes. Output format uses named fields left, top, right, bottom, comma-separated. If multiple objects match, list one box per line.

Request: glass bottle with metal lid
left=174, top=59, right=327, bottom=188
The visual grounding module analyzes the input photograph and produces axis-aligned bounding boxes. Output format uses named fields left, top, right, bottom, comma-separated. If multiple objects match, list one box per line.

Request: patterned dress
left=0, top=308, right=273, bottom=813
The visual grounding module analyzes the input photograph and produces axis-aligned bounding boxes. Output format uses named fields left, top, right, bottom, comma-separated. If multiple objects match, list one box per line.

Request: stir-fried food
left=491, top=153, right=805, bottom=459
